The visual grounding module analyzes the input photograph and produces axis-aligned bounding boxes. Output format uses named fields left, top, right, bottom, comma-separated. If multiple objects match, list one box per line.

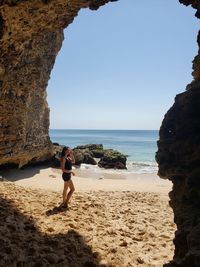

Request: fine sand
left=0, top=166, right=175, bottom=267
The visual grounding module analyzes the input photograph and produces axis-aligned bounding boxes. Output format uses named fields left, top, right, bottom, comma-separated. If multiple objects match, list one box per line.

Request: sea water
left=49, top=129, right=159, bottom=174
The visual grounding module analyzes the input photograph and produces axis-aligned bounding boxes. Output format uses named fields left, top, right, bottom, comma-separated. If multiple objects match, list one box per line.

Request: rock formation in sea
left=98, top=149, right=127, bottom=169
left=74, top=144, right=104, bottom=163
left=74, top=144, right=127, bottom=169
left=52, top=143, right=127, bottom=169
left=0, top=0, right=200, bottom=265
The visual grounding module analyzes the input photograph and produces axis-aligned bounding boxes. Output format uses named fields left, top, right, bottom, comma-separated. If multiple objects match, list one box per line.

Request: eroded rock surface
left=156, top=13, right=200, bottom=267
left=0, top=0, right=200, bottom=266
left=0, top=0, right=114, bottom=167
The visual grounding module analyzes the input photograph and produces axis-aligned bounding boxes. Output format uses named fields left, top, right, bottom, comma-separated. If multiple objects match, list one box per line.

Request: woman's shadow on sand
left=46, top=205, right=69, bottom=216
left=0, top=196, right=103, bottom=267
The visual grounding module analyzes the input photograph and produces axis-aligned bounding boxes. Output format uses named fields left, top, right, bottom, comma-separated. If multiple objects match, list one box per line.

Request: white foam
left=73, top=160, right=158, bottom=175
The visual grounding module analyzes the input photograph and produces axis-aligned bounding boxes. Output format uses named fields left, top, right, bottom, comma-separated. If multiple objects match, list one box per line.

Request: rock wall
left=156, top=85, right=200, bottom=266
left=0, top=0, right=200, bottom=265
left=156, top=3, right=200, bottom=265
left=0, top=0, right=114, bottom=167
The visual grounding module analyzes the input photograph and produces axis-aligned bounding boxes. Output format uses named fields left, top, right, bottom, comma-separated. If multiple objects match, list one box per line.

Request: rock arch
left=0, top=0, right=200, bottom=265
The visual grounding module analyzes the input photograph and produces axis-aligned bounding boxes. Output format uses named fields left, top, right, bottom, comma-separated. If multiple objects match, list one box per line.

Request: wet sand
left=1, top=166, right=172, bottom=197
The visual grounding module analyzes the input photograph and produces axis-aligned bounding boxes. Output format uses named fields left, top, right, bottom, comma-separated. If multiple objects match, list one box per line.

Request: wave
left=129, top=161, right=157, bottom=167
left=126, top=161, right=158, bottom=174
left=74, top=160, right=158, bottom=175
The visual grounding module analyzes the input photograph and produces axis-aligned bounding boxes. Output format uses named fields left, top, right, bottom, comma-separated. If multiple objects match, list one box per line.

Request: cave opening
left=47, top=0, right=198, bottom=170
left=45, top=1, right=200, bottom=265
left=47, top=0, right=198, bottom=131
left=0, top=0, right=200, bottom=265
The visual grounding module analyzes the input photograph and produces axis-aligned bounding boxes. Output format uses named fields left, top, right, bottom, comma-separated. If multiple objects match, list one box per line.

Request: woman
left=60, top=146, right=75, bottom=208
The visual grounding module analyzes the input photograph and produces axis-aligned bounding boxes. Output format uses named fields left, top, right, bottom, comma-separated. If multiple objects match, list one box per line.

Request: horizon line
left=49, top=128, right=159, bottom=131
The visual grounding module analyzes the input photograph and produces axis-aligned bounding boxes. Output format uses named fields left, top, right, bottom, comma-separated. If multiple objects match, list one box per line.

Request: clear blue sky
left=47, top=0, right=199, bottom=130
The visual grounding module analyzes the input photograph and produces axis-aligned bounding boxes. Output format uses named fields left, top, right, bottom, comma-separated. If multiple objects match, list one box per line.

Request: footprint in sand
left=49, top=175, right=56, bottom=178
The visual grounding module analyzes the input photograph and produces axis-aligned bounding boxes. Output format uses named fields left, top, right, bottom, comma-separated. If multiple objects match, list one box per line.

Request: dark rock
left=98, top=149, right=127, bottom=169
left=73, top=145, right=126, bottom=168
left=51, top=144, right=64, bottom=167
left=75, top=144, right=103, bottom=150
left=46, top=254, right=58, bottom=264
left=52, top=142, right=60, bottom=146
left=73, top=148, right=97, bottom=166
left=74, top=144, right=104, bottom=158
left=73, top=149, right=85, bottom=165
left=84, top=153, right=97, bottom=165
left=156, top=87, right=200, bottom=266
left=51, top=144, right=126, bottom=169
left=90, top=149, right=105, bottom=158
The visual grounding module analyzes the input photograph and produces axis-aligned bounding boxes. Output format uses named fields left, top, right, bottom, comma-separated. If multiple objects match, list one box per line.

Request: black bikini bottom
left=62, top=172, right=71, bottom=181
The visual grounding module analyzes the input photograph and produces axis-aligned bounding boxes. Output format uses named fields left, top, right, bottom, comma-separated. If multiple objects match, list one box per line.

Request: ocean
left=49, top=129, right=159, bottom=175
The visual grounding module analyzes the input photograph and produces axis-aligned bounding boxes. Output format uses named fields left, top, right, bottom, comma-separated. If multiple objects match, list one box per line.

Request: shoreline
left=1, top=165, right=172, bottom=198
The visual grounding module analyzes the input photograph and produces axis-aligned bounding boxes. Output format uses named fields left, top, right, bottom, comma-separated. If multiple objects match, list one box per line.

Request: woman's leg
left=65, top=179, right=75, bottom=204
left=62, top=181, right=69, bottom=204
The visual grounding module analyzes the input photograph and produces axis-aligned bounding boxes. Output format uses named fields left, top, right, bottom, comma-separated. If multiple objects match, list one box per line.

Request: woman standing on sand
left=60, top=147, right=75, bottom=208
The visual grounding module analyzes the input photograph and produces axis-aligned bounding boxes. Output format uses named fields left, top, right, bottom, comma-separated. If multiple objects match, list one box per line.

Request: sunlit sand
left=0, top=166, right=175, bottom=266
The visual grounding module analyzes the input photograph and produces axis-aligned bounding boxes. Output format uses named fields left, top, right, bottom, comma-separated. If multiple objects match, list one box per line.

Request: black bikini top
left=64, top=156, right=72, bottom=170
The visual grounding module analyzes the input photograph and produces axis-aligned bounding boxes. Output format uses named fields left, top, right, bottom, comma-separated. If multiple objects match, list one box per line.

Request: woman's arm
left=69, top=150, right=75, bottom=164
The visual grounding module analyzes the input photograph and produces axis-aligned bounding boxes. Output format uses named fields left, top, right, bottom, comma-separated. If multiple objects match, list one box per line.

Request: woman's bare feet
left=62, top=202, right=68, bottom=209
left=58, top=202, right=68, bottom=209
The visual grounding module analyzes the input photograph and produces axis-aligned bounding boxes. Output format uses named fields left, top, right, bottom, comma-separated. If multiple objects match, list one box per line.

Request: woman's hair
left=61, top=146, right=69, bottom=158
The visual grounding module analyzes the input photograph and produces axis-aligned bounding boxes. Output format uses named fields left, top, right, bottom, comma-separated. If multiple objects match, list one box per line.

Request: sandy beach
left=0, top=166, right=175, bottom=266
